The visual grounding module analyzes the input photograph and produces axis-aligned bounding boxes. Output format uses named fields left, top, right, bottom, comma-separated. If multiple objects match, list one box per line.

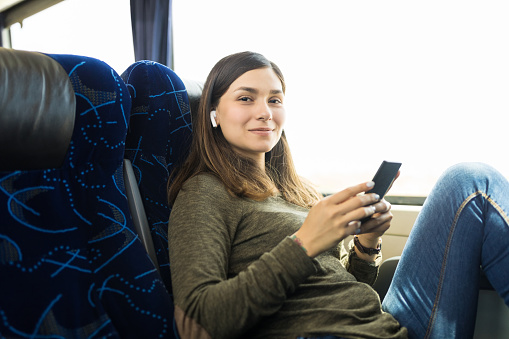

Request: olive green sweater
left=168, top=173, right=407, bottom=339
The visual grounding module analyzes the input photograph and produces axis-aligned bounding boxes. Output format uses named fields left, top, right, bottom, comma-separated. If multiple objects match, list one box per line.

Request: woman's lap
left=382, top=162, right=509, bottom=338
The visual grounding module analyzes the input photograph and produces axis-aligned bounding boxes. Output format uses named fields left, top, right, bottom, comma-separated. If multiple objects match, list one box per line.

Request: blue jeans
left=382, top=163, right=509, bottom=338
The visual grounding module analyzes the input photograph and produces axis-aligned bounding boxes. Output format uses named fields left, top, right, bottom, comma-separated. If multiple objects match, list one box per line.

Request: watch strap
left=354, top=236, right=382, bottom=255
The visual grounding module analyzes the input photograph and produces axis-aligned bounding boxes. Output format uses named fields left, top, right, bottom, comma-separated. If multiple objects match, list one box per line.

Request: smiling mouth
left=249, top=128, right=274, bottom=132
left=249, top=128, right=274, bottom=136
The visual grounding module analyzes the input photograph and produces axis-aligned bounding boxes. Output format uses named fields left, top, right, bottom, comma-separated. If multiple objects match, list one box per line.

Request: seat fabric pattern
left=0, top=54, right=173, bottom=338
left=121, top=60, right=192, bottom=296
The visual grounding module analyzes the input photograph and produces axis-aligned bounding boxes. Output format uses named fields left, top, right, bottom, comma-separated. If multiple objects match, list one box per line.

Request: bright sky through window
left=174, top=0, right=509, bottom=196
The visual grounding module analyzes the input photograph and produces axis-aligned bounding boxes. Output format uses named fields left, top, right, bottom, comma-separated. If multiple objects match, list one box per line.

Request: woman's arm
left=168, top=174, right=316, bottom=339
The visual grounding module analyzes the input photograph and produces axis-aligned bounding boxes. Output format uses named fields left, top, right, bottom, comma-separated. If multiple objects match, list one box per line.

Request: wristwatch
left=354, top=236, right=382, bottom=255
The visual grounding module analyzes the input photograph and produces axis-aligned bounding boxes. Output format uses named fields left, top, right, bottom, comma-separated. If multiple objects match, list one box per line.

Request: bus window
left=173, top=0, right=509, bottom=198
left=9, top=0, right=134, bottom=74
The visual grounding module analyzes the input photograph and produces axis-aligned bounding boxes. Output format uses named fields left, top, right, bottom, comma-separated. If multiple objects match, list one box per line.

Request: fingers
left=343, top=203, right=377, bottom=228
left=352, top=199, right=392, bottom=235
left=373, top=199, right=391, bottom=214
left=346, top=220, right=362, bottom=235
left=314, top=183, right=390, bottom=239
left=358, top=199, right=391, bottom=222
left=323, top=183, right=382, bottom=231
left=327, top=181, right=375, bottom=205
left=358, top=210, right=393, bottom=235
left=345, top=206, right=391, bottom=236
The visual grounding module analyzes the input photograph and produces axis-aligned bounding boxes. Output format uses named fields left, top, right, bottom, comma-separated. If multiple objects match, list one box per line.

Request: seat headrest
left=0, top=48, right=75, bottom=171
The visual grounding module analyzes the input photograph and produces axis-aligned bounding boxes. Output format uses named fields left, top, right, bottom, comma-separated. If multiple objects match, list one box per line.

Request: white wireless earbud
left=210, top=110, right=217, bottom=128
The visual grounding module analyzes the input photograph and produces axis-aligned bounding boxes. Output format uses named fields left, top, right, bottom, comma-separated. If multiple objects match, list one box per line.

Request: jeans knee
left=440, top=162, right=501, bottom=191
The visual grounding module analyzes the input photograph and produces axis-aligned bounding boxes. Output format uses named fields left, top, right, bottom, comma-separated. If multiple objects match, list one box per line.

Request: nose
left=257, top=103, right=272, bottom=121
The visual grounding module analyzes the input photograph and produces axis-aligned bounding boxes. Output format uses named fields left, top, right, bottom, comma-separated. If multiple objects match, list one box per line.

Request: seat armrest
left=373, top=256, right=400, bottom=301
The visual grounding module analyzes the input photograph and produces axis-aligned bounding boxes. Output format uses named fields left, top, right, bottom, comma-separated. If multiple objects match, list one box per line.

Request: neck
left=256, top=158, right=266, bottom=172
left=257, top=157, right=280, bottom=194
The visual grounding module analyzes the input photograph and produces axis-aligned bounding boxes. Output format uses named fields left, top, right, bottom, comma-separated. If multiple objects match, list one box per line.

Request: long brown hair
left=167, top=51, right=321, bottom=208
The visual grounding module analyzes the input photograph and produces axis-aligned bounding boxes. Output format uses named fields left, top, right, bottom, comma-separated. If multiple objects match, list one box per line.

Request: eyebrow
left=234, top=86, right=283, bottom=95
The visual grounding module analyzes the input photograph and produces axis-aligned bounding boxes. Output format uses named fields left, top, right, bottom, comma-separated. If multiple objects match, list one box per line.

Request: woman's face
left=215, top=67, right=286, bottom=166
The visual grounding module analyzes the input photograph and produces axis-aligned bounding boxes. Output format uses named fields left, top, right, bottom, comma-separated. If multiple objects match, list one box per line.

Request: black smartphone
left=361, top=160, right=402, bottom=222
left=368, top=160, right=401, bottom=198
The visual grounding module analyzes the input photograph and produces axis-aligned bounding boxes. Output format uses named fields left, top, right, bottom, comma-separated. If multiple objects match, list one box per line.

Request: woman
left=167, top=51, right=509, bottom=338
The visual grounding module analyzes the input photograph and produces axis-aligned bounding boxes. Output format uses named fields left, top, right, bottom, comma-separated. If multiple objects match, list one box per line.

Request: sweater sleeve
left=339, top=238, right=381, bottom=285
left=168, top=174, right=316, bottom=339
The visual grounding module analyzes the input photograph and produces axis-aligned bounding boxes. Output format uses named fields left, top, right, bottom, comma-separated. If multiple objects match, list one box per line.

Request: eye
left=269, top=98, right=283, bottom=104
left=238, top=96, right=252, bottom=102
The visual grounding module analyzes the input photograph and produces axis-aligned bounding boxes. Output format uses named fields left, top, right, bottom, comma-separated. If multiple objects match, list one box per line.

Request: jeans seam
left=424, top=191, right=481, bottom=338
left=484, top=194, right=509, bottom=226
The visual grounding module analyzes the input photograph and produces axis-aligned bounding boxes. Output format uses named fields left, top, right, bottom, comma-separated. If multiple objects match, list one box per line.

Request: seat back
left=0, top=48, right=173, bottom=338
left=121, top=61, right=193, bottom=295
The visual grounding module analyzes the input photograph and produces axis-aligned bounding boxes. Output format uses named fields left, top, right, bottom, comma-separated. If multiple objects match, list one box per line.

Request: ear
left=210, top=110, right=218, bottom=128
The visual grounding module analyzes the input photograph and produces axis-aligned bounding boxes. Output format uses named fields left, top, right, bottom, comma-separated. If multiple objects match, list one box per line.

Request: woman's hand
left=354, top=199, right=393, bottom=261
left=354, top=169, right=400, bottom=253
left=293, top=181, right=381, bottom=258
left=358, top=198, right=393, bottom=238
